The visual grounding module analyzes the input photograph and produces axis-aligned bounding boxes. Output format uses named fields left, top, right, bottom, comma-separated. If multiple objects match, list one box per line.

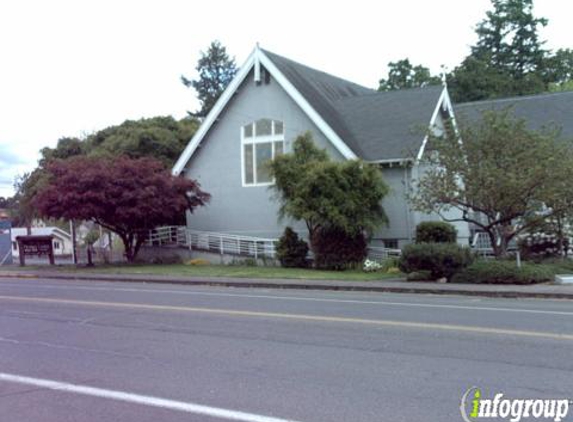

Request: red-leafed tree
left=33, top=156, right=210, bottom=262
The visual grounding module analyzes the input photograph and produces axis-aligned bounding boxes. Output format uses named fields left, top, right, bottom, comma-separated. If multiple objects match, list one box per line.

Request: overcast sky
left=0, top=0, right=570, bottom=197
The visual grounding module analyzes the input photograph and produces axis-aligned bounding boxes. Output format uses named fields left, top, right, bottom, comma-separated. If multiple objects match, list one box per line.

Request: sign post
left=16, top=235, right=55, bottom=266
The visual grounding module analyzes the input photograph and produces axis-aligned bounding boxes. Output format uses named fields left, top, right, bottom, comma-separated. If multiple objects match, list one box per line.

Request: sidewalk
left=1, top=269, right=573, bottom=299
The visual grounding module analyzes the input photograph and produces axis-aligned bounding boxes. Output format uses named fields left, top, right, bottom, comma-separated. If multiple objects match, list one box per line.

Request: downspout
left=404, top=164, right=413, bottom=244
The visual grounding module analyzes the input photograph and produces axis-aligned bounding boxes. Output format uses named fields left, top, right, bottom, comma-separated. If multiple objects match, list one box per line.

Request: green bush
left=415, top=221, right=457, bottom=243
left=399, top=242, right=473, bottom=280
left=312, top=227, right=367, bottom=271
left=406, top=270, right=433, bottom=281
left=275, top=227, right=309, bottom=268
left=518, top=233, right=569, bottom=260
left=451, top=260, right=553, bottom=284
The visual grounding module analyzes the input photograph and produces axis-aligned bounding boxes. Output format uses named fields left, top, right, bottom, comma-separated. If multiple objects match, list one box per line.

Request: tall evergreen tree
left=448, top=0, right=549, bottom=102
left=182, top=41, right=237, bottom=118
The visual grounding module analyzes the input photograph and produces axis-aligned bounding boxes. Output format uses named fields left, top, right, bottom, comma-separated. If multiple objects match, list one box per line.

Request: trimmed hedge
left=399, top=242, right=474, bottom=280
left=312, top=227, right=367, bottom=271
left=451, top=260, right=553, bottom=285
left=415, top=221, right=457, bottom=243
left=275, top=227, right=309, bottom=268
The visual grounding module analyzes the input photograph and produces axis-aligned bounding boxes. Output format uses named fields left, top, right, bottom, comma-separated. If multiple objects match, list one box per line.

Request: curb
left=2, top=271, right=573, bottom=300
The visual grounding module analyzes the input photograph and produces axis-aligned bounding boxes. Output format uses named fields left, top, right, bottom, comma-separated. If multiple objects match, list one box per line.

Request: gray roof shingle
left=454, top=91, right=573, bottom=140
left=263, top=50, right=443, bottom=161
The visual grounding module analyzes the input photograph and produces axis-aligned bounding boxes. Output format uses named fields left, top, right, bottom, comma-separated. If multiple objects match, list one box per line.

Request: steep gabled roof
left=454, top=91, right=573, bottom=140
left=263, top=50, right=445, bottom=161
left=173, top=47, right=446, bottom=175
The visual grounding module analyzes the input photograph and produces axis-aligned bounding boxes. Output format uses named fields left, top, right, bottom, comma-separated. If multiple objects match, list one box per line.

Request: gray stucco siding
left=370, top=166, right=414, bottom=248
left=183, top=69, right=343, bottom=239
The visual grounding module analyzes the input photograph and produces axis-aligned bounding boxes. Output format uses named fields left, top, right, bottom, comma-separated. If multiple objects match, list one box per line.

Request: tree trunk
left=120, top=234, right=135, bottom=263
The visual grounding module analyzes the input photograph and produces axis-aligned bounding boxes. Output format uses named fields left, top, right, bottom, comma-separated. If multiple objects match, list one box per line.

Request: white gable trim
left=257, top=52, right=357, bottom=160
left=172, top=47, right=357, bottom=176
left=172, top=50, right=257, bottom=176
left=415, top=86, right=451, bottom=162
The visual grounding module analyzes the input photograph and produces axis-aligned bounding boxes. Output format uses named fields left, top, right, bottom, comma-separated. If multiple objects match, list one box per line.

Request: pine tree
left=182, top=41, right=237, bottom=118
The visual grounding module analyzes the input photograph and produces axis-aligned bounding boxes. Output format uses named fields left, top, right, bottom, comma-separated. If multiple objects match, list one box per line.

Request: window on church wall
left=241, top=119, right=284, bottom=186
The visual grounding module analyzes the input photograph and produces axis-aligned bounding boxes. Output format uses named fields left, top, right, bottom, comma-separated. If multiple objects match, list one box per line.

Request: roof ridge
left=260, top=48, right=376, bottom=95
left=456, top=90, right=573, bottom=108
left=335, top=84, right=444, bottom=101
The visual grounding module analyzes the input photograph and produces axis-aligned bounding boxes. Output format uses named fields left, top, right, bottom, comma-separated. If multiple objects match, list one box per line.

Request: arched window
left=241, top=118, right=284, bottom=186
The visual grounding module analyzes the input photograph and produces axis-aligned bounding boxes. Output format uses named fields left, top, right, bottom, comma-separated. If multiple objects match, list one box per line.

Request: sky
left=0, top=0, right=571, bottom=197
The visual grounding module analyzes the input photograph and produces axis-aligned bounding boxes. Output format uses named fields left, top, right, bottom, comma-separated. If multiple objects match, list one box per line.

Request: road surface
left=0, top=277, right=571, bottom=421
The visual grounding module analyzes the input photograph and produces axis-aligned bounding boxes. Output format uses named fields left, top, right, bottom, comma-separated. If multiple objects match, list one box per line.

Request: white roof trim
left=172, top=49, right=258, bottom=176
left=257, top=52, right=357, bottom=160
left=172, top=46, right=357, bottom=175
left=415, top=86, right=448, bottom=162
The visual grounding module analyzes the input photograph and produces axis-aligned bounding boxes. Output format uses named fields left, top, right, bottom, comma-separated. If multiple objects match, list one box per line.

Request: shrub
left=519, top=233, right=569, bottom=260
left=451, top=260, right=553, bottom=284
left=399, top=242, right=473, bottom=280
left=406, top=270, right=432, bottom=281
left=275, top=227, right=309, bottom=268
left=312, top=227, right=367, bottom=271
left=415, top=221, right=457, bottom=243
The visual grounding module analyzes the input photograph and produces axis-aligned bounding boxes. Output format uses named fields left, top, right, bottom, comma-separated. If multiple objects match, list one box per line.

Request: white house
left=11, top=227, right=72, bottom=258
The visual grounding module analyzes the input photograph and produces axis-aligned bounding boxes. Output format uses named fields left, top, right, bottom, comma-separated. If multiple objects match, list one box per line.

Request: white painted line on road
left=0, top=281, right=571, bottom=317
left=0, top=373, right=304, bottom=422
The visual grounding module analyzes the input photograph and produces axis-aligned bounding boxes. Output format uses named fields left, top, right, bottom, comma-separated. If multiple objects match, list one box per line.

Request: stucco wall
left=369, top=166, right=415, bottom=248
left=183, top=68, right=343, bottom=240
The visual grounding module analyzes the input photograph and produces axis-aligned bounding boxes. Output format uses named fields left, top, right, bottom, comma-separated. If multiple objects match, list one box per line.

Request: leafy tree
left=14, top=116, right=198, bottom=227
left=270, top=132, right=389, bottom=243
left=378, top=59, right=441, bottom=91
left=39, top=137, right=84, bottom=167
left=84, top=116, right=199, bottom=167
left=409, top=109, right=573, bottom=257
left=544, top=49, right=573, bottom=91
left=33, top=156, right=210, bottom=262
left=182, top=40, right=237, bottom=118
left=11, top=170, right=49, bottom=228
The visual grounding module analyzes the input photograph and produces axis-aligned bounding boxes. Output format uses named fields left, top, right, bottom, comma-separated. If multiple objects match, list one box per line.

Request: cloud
left=0, top=144, right=26, bottom=166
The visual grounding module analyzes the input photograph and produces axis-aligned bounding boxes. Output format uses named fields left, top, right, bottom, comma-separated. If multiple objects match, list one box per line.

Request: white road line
left=0, top=373, right=304, bottom=422
left=0, top=281, right=571, bottom=317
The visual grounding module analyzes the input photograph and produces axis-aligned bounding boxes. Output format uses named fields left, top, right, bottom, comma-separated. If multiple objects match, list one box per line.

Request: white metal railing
left=148, top=226, right=402, bottom=261
left=147, top=226, right=188, bottom=247
left=471, top=232, right=518, bottom=256
left=186, top=230, right=277, bottom=259
left=148, top=226, right=277, bottom=259
left=367, top=246, right=402, bottom=261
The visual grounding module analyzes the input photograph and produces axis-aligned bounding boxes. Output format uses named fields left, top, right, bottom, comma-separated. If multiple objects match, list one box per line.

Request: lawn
left=29, top=263, right=403, bottom=282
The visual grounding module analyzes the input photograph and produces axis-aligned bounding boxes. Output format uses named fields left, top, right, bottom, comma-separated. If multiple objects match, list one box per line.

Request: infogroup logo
left=460, top=387, right=571, bottom=422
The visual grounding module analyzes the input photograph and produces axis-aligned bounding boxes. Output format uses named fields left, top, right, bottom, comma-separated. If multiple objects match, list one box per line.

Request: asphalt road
left=0, top=277, right=571, bottom=422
